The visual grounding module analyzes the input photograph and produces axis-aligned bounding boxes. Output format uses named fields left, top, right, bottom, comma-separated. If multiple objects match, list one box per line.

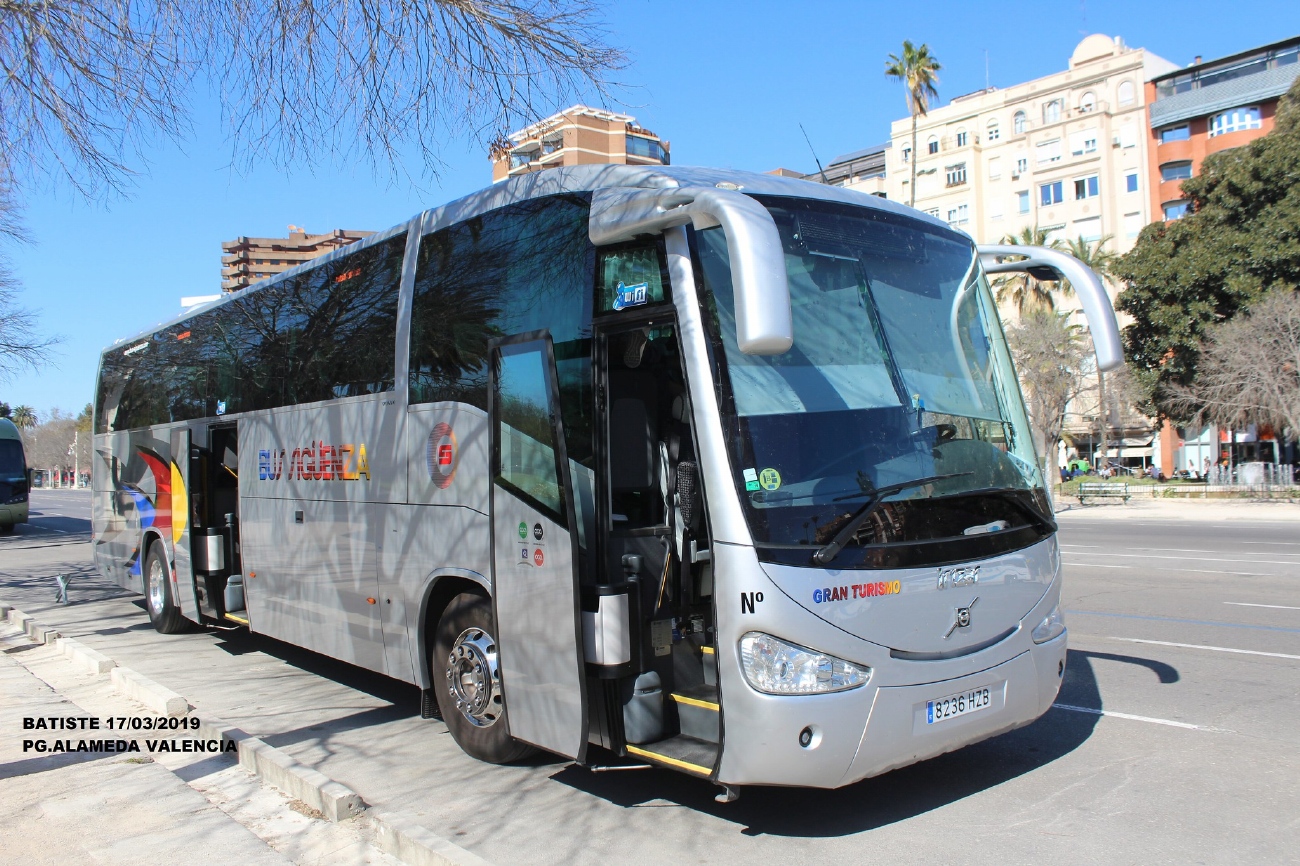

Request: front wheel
left=431, top=592, right=535, bottom=764
left=143, top=543, right=187, bottom=634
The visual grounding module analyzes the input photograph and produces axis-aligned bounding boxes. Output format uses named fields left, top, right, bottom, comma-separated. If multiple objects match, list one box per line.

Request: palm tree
left=12, top=405, right=36, bottom=428
left=885, top=41, right=941, bottom=208
left=992, top=226, right=1064, bottom=314
left=1063, top=234, right=1117, bottom=286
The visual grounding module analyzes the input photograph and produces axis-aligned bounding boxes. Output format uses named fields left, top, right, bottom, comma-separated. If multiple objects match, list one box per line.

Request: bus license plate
left=926, top=686, right=992, bottom=724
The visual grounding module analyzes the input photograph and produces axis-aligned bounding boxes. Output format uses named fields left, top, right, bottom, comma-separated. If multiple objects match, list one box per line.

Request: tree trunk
left=909, top=111, right=918, bottom=208
left=1095, top=368, right=1109, bottom=471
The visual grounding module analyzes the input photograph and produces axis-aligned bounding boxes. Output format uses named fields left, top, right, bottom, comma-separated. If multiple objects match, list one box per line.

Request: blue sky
left=2, top=0, right=1295, bottom=418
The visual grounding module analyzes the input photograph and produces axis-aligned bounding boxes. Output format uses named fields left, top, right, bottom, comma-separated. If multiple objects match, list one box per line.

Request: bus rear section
left=0, top=418, right=29, bottom=532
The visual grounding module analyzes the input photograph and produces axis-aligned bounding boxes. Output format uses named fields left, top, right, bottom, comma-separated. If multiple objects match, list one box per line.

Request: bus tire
left=143, top=542, right=187, bottom=634
left=0, top=523, right=12, bottom=534
left=432, top=592, right=535, bottom=764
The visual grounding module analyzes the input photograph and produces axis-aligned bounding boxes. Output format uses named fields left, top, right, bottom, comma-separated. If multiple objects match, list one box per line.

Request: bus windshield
left=0, top=439, right=23, bottom=477
left=696, top=195, right=1051, bottom=569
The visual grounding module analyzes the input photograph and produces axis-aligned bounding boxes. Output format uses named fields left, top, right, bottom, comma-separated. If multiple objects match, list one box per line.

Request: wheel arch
left=412, top=568, right=491, bottom=690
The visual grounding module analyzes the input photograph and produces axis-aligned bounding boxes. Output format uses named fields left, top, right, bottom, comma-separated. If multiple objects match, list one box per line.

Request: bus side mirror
left=977, top=244, right=1124, bottom=371
left=589, top=186, right=793, bottom=355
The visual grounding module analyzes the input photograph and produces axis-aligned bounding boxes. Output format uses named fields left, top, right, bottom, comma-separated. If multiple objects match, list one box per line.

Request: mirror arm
left=977, top=244, right=1124, bottom=371
left=589, top=187, right=793, bottom=355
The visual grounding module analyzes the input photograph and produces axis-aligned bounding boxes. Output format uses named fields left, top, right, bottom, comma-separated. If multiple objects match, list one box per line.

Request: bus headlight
left=739, top=632, right=870, bottom=695
left=1031, top=604, right=1066, bottom=644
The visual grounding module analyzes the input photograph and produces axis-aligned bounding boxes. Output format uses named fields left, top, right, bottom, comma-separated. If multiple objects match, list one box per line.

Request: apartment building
left=221, top=228, right=373, bottom=292
left=1144, top=36, right=1300, bottom=476
left=809, top=143, right=890, bottom=195
left=1146, top=36, right=1300, bottom=222
left=884, top=35, right=1176, bottom=259
left=490, top=105, right=670, bottom=183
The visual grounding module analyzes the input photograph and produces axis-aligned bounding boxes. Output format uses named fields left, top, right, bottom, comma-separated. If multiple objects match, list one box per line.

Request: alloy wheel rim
left=446, top=626, right=502, bottom=728
left=147, top=556, right=165, bottom=612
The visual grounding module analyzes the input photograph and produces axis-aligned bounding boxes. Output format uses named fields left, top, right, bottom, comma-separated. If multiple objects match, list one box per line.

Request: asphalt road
left=1, top=492, right=1296, bottom=865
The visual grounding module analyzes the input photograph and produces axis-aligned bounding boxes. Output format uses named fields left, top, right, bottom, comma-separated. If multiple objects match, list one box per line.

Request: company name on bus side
left=258, top=442, right=371, bottom=482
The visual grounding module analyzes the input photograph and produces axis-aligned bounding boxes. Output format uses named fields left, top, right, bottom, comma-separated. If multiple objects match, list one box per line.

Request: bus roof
left=101, top=165, right=951, bottom=352
left=0, top=418, right=20, bottom=441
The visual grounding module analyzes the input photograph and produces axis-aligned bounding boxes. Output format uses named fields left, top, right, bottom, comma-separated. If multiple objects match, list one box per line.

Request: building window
left=987, top=119, right=1000, bottom=141
left=1160, top=161, right=1193, bottom=182
left=1117, top=80, right=1136, bottom=106
left=626, top=135, right=667, bottom=162
left=955, top=129, right=968, bottom=147
left=901, top=147, right=911, bottom=163
left=1042, top=100, right=1063, bottom=124
left=1074, top=174, right=1100, bottom=200
left=510, top=150, right=537, bottom=170
left=1124, top=212, right=1143, bottom=239
left=1079, top=91, right=1097, bottom=113
left=927, top=136, right=939, bottom=154
left=946, top=163, right=967, bottom=186
left=990, top=197, right=1004, bottom=220
left=1126, top=172, right=1139, bottom=192
left=988, top=156, right=1002, bottom=180
left=1074, top=216, right=1102, bottom=242
left=947, top=204, right=969, bottom=226
left=1209, top=106, right=1262, bottom=137
left=1159, top=124, right=1190, bottom=144
left=1036, top=138, right=1061, bottom=165
left=1015, top=157, right=1028, bottom=176
left=1013, top=111, right=1028, bottom=134
left=1163, top=200, right=1191, bottom=220
left=925, top=207, right=941, bottom=218
left=1069, top=129, right=1098, bottom=156
left=1040, top=181, right=1064, bottom=206
left=1017, top=190, right=1031, bottom=213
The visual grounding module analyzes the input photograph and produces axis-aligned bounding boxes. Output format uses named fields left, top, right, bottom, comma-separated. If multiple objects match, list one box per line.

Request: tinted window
left=408, top=194, right=594, bottom=465
left=97, top=234, right=405, bottom=432
left=0, top=439, right=23, bottom=475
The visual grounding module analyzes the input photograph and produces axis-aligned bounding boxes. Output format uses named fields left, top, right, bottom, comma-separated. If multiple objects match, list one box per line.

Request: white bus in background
left=0, top=417, right=30, bottom=532
left=92, top=165, right=1121, bottom=797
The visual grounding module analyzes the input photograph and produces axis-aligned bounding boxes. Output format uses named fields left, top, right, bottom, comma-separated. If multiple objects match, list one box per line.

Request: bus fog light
left=739, top=632, right=869, bottom=695
left=1031, top=604, right=1066, bottom=644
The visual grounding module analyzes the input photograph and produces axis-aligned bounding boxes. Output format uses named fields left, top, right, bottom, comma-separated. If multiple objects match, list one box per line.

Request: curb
left=194, top=716, right=365, bottom=823
left=110, top=666, right=189, bottom=717
left=56, top=637, right=117, bottom=675
left=372, top=809, right=496, bottom=866
left=1, top=602, right=492, bottom=864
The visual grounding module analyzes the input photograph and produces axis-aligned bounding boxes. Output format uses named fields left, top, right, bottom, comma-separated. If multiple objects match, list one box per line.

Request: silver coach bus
left=92, top=166, right=1122, bottom=795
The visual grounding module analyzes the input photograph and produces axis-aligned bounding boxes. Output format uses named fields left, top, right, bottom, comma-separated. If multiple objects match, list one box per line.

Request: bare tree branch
left=1167, top=289, right=1300, bottom=440
left=1005, top=309, right=1093, bottom=474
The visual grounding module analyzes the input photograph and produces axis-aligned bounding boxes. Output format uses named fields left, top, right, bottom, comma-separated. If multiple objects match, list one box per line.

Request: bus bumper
left=0, top=502, right=28, bottom=526
left=836, top=631, right=1066, bottom=786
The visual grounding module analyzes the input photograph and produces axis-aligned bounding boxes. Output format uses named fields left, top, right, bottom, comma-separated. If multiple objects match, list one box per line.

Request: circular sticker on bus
left=758, top=468, right=782, bottom=491
left=426, top=423, right=458, bottom=489
left=518, top=521, right=528, bottom=539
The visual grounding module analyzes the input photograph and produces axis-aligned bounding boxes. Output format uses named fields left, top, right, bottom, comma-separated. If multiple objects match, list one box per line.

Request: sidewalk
left=0, top=618, right=404, bottom=866
left=1055, top=496, right=1300, bottom=521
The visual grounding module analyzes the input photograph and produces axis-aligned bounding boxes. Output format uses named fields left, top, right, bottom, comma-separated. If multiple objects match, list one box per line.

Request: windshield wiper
left=812, top=472, right=973, bottom=565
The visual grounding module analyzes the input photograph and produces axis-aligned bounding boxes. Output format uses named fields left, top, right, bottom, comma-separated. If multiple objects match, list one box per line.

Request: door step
left=626, top=735, right=718, bottom=777
left=223, top=611, right=249, bottom=625
left=671, top=684, right=719, bottom=743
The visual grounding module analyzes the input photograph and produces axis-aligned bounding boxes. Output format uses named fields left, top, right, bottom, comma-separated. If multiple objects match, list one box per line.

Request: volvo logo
left=944, top=596, right=980, bottom=640
left=937, top=565, right=980, bottom=590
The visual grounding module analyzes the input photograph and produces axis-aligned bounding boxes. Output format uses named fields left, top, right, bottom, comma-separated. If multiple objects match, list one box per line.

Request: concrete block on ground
left=9, top=609, right=32, bottom=629
left=234, top=736, right=365, bottom=823
left=110, top=666, right=189, bottom=717
left=372, top=808, right=496, bottom=866
left=0, top=603, right=11, bottom=618
left=25, top=620, right=60, bottom=644
left=56, top=637, right=117, bottom=675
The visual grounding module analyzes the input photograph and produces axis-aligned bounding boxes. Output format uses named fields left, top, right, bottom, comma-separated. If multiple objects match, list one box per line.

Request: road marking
left=1067, top=610, right=1300, bottom=634
left=1225, top=602, right=1300, bottom=611
left=1063, top=560, right=1258, bottom=576
left=1240, top=541, right=1300, bottom=547
left=1065, top=545, right=1300, bottom=556
left=1064, top=551, right=1299, bottom=566
left=1115, top=638, right=1300, bottom=661
left=1051, top=703, right=1229, bottom=732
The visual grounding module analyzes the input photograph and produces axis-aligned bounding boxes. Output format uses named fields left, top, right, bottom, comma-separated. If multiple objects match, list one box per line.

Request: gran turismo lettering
left=813, top=581, right=902, bottom=603
left=259, top=442, right=371, bottom=482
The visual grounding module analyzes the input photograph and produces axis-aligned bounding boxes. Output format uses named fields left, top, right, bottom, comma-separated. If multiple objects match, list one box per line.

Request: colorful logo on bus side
left=426, top=423, right=457, bottom=489
left=258, top=441, right=371, bottom=481
left=116, top=444, right=184, bottom=576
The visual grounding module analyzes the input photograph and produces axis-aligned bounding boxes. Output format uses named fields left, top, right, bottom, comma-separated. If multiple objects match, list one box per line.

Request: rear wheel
left=432, top=592, right=535, bottom=764
left=0, top=524, right=12, bottom=534
left=143, top=543, right=187, bottom=634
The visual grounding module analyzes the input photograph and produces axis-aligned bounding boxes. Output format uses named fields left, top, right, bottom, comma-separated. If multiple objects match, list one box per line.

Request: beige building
left=490, top=105, right=670, bottom=183
left=885, top=35, right=1176, bottom=257
left=220, top=228, right=374, bottom=292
